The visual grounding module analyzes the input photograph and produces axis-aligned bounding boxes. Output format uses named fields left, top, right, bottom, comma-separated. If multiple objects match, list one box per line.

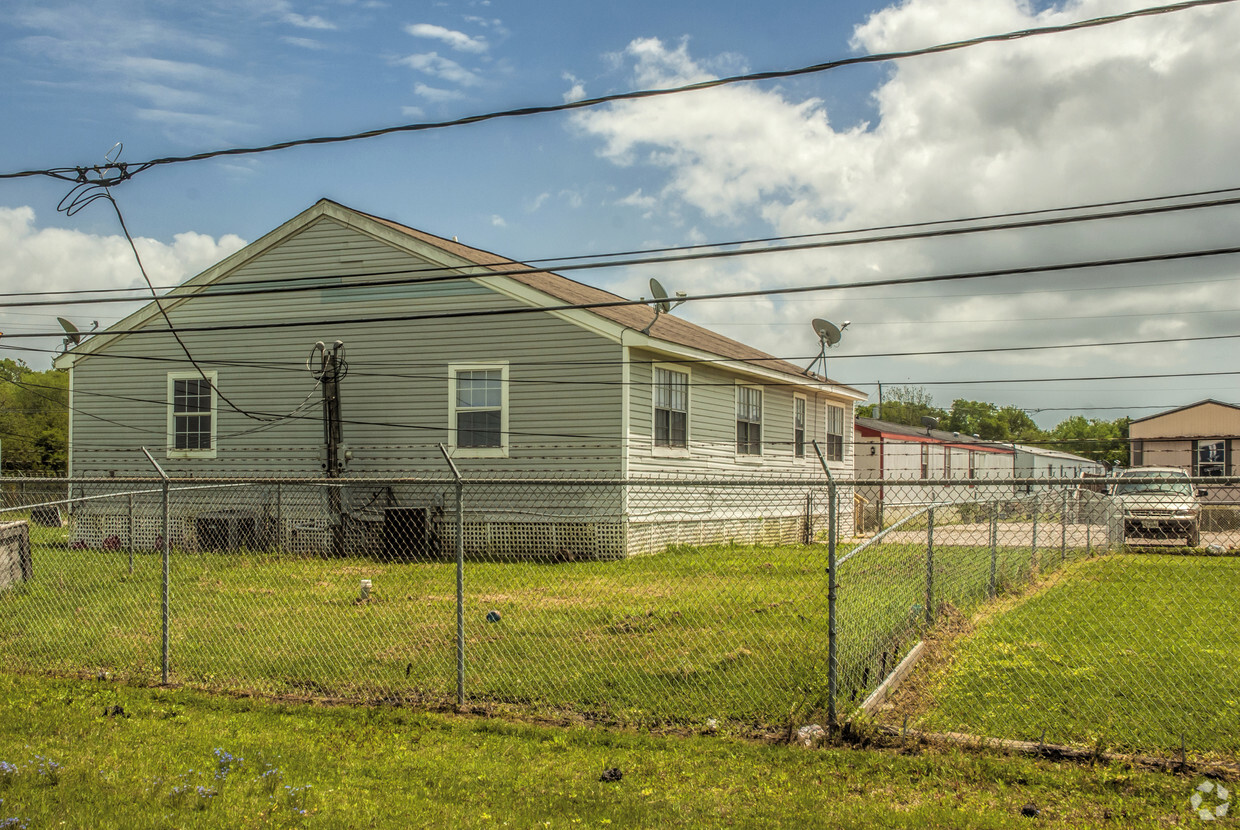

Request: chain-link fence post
left=989, top=500, right=998, bottom=598
left=127, top=491, right=134, bottom=575
left=439, top=445, right=466, bottom=710
left=275, top=482, right=283, bottom=552
left=1060, top=489, right=1068, bottom=566
left=141, top=448, right=172, bottom=685
left=1031, top=493, right=1039, bottom=555
left=812, top=441, right=838, bottom=733
left=926, top=506, right=935, bottom=625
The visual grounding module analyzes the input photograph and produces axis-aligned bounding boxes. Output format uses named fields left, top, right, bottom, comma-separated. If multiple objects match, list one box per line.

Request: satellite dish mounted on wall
left=642, top=278, right=686, bottom=334
left=804, top=318, right=850, bottom=378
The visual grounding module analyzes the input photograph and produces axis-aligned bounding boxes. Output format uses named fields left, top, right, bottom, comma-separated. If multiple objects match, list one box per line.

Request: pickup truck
left=1113, top=467, right=1203, bottom=547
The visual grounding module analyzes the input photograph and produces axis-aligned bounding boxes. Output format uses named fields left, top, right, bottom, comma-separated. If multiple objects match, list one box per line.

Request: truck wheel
left=1188, top=525, right=1201, bottom=547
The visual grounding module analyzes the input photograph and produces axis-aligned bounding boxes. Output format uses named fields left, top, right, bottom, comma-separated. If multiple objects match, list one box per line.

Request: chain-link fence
left=0, top=472, right=1237, bottom=761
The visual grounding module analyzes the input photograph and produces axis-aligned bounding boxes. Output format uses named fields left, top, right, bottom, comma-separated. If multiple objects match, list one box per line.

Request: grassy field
left=1, top=517, right=1060, bottom=733
left=0, top=671, right=1214, bottom=829
left=900, top=554, right=1240, bottom=756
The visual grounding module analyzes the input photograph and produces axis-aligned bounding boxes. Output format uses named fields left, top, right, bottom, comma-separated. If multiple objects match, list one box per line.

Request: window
left=944, top=447, right=952, bottom=478
left=449, top=364, right=508, bottom=456
left=968, top=450, right=976, bottom=480
left=736, top=385, right=762, bottom=455
left=826, top=404, right=845, bottom=462
left=1131, top=440, right=1144, bottom=467
left=920, top=444, right=930, bottom=479
left=793, top=396, right=807, bottom=458
left=167, top=371, right=217, bottom=458
left=1195, top=439, right=1227, bottom=476
left=654, top=367, right=688, bottom=449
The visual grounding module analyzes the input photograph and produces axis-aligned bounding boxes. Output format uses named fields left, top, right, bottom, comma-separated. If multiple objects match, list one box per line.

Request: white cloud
left=282, top=35, right=330, bottom=50
left=562, top=72, right=586, bottom=103
left=0, top=207, right=246, bottom=359
left=572, top=3, right=1240, bottom=410
left=405, top=22, right=488, bottom=53
left=283, top=12, right=336, bottom=30
left=413, top=83, right=465, bottom=102
left=398, top=52, right=481, bottom=86
left=490, top=214, right=507, bottom=227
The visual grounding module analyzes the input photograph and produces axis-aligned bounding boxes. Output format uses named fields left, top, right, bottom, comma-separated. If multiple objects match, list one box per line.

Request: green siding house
left=55, top=200, right=864, bottom=556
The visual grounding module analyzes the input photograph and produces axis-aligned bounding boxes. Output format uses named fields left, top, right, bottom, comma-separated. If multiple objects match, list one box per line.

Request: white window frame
left=652, top=363, right=690, bottom=458
left=735, top=383, right=764, bottom=460
left=166, top=370, right=218, bottom=459
left=448, top=362, right=509, bottom=458
left=825, top=403, right=846, bottom=463
left=793, top=394, right=808, bottom=461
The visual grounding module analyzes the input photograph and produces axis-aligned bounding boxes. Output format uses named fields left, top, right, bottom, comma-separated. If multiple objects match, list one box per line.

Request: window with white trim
left=920, top=444, right=930, bottom=479
left=826, top=404, right=845, bottom=462
left=653, top=367, right=688, bottom=449
left=793, top=396, right=807, bottom=459
left=736, top=385, right=763, bottom=455
left=449, top=364, right=508, bottom=455
left=167, top=371, right=217, bottom=458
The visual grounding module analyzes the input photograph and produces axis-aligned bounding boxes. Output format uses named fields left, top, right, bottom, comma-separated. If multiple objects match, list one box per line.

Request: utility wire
left=7, top=327, right=1240, bottom=374
left=6, top=186, right=1240, bottom=308
left=12, top=242, right=1240, bottom=341
left=1, top=0, right=1232, bottom=183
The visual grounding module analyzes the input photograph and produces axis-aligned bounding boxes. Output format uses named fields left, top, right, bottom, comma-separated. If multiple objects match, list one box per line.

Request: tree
left=0, top=359, right=69, bottom=474
left=1041, top=416, right=1130, bottom=467
left=855, top=386, right=946, bottom=428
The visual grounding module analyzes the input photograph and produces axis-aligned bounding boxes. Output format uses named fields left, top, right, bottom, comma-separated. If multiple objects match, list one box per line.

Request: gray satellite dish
left=804, top=318, right=850, bottom=377
left=57, top=317, right=82, bottom=345
left=650, top=278, right=672, bottom=315
left=643, top=278, right=686, bottom=333
left=921, top=416, right=939, bottom=431
left=812, top=318, right=842, bottom=347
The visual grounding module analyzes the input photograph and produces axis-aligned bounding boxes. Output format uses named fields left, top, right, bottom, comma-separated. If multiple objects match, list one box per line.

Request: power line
left=11, top=241, right=1240, bottom=341
left=6, top=186, right=1240, bottom=309
left=1, top=0, right=1231, bottom=183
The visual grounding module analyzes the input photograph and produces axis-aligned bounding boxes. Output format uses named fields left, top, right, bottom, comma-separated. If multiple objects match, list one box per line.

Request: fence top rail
left=837, top=503, right=939, bottom=569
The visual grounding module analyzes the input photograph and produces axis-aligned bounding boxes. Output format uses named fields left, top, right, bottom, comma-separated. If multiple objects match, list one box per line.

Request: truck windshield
left=1114, top=472, right=1193, bottom=496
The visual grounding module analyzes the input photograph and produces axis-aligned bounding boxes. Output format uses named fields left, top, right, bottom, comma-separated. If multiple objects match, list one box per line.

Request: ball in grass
left=486, top=610, right=502, bottom=623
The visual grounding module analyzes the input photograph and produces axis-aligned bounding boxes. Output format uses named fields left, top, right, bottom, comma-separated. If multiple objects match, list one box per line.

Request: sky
left=2, top=0, right=1239, bottom=428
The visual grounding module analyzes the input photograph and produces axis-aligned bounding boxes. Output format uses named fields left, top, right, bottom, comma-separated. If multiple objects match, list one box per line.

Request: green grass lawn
left=908, top=554, right=1240, bottom=756
left=0, top=671, right=1213, bottom=829
left=1, top=522, right=1060, bottom=734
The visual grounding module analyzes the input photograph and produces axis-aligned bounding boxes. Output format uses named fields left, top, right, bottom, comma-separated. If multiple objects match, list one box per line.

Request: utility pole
left=877, top=381, right=883, bottom=421
left=313, top=341, right=347, bottom=557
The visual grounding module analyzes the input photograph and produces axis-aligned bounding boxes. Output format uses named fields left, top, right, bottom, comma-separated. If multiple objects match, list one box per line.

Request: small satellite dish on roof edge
left=57, top=317, right=81, bottom=344
left=921, top=416, right=939, bottom=431
left=642, top=278, right=686, bottom=333
left=804, top=318, right=850, bottom=377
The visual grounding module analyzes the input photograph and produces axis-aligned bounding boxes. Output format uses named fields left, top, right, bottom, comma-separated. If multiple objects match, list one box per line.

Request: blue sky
left=3, top=0, right=1240, bottom=426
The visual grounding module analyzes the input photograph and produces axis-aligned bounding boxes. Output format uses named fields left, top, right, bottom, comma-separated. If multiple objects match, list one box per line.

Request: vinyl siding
left=68, top=217, right=624, bottom=478
left=625, top=348, right=853, bottom=479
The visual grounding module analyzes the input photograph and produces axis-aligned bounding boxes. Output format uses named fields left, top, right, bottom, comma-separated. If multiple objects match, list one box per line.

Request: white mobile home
left=55, top=200, right=864, bottom=557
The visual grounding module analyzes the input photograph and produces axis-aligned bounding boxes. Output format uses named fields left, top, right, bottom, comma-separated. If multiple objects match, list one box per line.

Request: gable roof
left=56, top=199, right=865, bottom=398
left=1128, top=399, right=1240, bottom=425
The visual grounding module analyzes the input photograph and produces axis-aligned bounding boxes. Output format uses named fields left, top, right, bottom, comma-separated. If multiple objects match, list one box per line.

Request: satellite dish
left=642, top=278, right=686, bottom=333
left=921, top=416, right=939, bottom=431
left=811, top=318, right=842, bottom=347
left=57, top=317, right=82, bottom=345
left=650, top=278, right=672, bottom=315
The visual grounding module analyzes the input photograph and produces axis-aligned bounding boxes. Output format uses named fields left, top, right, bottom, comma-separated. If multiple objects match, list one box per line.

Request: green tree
left=1041, top=415, right=1130, bottom=467
left=0, top=359, right=68, bottom=474
left=855, top=386, right=947, bottom=428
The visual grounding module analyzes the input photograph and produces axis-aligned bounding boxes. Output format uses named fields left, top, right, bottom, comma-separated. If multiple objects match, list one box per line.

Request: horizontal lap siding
left=625, top=349, right=852, bottom=479
left=70, top=218, right=624, bottom=478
